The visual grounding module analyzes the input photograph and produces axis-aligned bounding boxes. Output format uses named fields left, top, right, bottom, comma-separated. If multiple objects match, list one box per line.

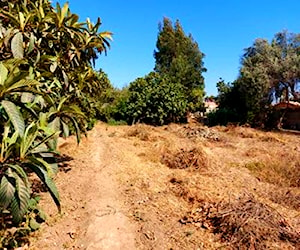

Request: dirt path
left=30, top=124, right=136, bottom=249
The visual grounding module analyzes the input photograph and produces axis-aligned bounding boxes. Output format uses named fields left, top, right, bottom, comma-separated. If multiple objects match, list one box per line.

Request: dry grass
left=32, top=123, right=300, bottom=249
left=180, top=195, right=300, bottom=249
left=244, top=161, right=300, bottom=188
left=121, top=124, right=300, bottom=245
left=216, top=124, right=259, bottom=138
left=104, top=124, right=300, bottom=249
left=268, top=188, right=300, bottom=210
left=126, top=125, right=159, bottom=142
left=161, top=147, right=209, bottom=170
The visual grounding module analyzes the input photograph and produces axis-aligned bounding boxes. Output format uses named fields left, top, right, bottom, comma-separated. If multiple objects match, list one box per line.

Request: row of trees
left=103, top=20, right=300, bottom=129
left=210, top=31, right=300, bottom=127
left=101, top=22, right=299, bottom=128
left=0, top=0, right=112, bottom=242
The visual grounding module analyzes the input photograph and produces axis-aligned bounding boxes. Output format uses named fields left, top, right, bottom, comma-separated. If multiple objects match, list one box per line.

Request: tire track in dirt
left=30, top=124, right=136, bottom=249
left=80, top=127, right=136, bottom=249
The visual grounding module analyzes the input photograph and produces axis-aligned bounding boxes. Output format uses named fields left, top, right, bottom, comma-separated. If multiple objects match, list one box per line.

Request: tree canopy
left=241, top=32, right=300, bottom=102
left=210, top=31, right=300, bottom=127
left=154, top=17, right=206, bottom=111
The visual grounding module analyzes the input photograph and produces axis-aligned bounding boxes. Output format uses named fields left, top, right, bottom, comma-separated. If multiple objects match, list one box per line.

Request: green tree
left=0, top=61, right=60, bottom=224
left=154, top=18, right=206, bottom=110
left=207, top=78, right=243, bottom=126
left=211, top=31, right=300, bottom=127
left=241, top=32, right=300, bottom=103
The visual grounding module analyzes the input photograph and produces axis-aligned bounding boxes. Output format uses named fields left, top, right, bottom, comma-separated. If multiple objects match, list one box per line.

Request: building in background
left=273, top=101, right=300, bottom=130
left=204, top=98, right=218, bottom=114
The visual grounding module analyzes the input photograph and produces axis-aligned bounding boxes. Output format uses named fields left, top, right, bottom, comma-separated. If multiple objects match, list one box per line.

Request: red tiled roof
left=273, top=101, right=300, bottom=110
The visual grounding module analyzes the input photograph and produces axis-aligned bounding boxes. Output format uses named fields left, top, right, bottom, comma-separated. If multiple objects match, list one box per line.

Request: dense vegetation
left=0, top=0, right=111, bottom=246
left=209, top=31, right=300, bottom=126
left=122, top=72, right=187, bottom=125
left=104, top=18, right=206, bottom=125
left=106, top=22, right=300, bottom=129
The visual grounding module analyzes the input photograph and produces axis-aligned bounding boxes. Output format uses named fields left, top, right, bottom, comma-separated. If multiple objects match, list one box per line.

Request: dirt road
left=31, top=123, right=136, bottom=249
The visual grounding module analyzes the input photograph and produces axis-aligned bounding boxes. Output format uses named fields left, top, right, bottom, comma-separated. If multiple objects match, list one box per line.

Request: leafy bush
left=121, top=72, right=188, bottom=125
left=96, top=87, right=129, bottom=123
left=0, top=61, right=60, bottom=225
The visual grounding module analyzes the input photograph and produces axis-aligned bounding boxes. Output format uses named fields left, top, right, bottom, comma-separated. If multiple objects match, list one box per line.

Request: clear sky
left=56, top=0, right=299, bottom=96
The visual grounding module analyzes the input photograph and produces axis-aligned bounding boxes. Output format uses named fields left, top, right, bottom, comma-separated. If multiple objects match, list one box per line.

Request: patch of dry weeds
left=268, top=188, right=300, bottom=211
left=122, top=124, right=300, bottom=249
left=243, top=155, right=300, bottom=188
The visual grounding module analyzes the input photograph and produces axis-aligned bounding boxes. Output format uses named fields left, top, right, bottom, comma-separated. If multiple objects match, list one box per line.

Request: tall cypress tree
left=154, top=17, right=206, bottom=111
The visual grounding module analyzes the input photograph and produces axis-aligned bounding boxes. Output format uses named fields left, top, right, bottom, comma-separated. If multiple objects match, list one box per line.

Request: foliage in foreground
left=0, top=0, right=112, bottom=129
left=0, top=0, right=112, bottom=242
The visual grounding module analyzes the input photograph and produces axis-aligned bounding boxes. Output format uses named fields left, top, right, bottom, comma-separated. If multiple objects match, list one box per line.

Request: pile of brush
left=161, top=147, right=208, bottom=170
left=180, top=195, right=300, bottom=249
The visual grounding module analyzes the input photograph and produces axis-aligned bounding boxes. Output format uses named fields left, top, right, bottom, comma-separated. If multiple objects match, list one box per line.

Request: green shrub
left=122, top=72, right=188, bottom=125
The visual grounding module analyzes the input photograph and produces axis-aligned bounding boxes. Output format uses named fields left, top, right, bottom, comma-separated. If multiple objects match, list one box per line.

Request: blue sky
left=56, top=0, right=300, bottom=96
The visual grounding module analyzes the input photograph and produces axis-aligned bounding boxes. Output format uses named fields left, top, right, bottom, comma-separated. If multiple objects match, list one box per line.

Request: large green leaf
left=6, top=79, right=40, bottom=93
left=2, top=58, right=25, bottom=68
left=10, top=173, right=30, bottom=224
left=57, top=97, right=68, bottom=111
left=0, top=176, right=16, bottom=209
left=48, top=117, right=61, bottom=132
left=0, top=63, right=8, bottom=86
left=20, top=122, right=38, bottom=159
left=18, top=12, right=25, bottom=31
left=9, top=165, right=28, bottom=186
left=61, top=3, right=69, bottom=20
left=3, top=72, right=28, bottom=91
left=29, top=131, right=59, bottom=154
left=29, top=164, right=60, bottom=212
left=29, top=157, right=56, bottom=177
left=11, top=32, right=24, bottom=59
left=1, top=100, right=25, bottom=137
left=28, top=33, right=36, bottom=54
left=69, top=115, right=81, bottom=144
left=61, top=120, right=69, bottom=138
left=50, top=163, right=59, bottom=175
left=62, top=104, right=85, bottom=117
left=0, top=129, right=19, bottom=163
left=62, top=70, right=69, bottom=87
